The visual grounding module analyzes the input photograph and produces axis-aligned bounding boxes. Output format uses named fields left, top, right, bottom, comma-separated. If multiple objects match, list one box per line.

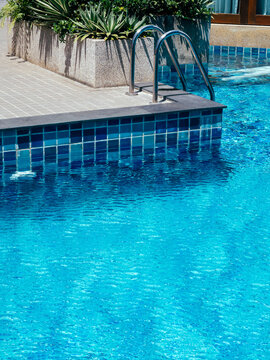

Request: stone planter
left=151, top=16, right=211, bottom=66
left=7, top=21, right=154, bottom=88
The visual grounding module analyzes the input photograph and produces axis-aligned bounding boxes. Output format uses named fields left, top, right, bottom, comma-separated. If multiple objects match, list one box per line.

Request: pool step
left=135, top=82, right=189, bottom=100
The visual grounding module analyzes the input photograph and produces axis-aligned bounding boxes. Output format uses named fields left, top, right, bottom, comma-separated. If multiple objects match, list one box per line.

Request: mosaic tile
left=0, top=109, right=223, bottom=174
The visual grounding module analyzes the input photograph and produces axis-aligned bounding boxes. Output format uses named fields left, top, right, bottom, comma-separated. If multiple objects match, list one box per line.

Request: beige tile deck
left=0, top=27, right=155, bottom=121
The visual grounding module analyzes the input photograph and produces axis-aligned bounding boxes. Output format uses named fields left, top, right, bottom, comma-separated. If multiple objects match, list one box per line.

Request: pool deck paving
left=0, top=28, right=156, bottom=116
left=0, top=26, right=225, bottom=131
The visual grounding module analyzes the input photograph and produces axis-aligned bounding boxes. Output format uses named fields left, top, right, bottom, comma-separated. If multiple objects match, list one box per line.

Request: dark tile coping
left=0, top=95, right=226, bottom=131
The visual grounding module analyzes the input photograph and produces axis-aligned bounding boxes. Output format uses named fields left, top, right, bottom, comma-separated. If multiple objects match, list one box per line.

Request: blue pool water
left=1, top=54, right=270, bottom=359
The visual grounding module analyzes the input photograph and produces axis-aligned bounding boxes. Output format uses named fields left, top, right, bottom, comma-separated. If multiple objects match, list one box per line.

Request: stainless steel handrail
left=153, top=30, right=215, bottom=103
left=127, top=25, right=187, bottom=95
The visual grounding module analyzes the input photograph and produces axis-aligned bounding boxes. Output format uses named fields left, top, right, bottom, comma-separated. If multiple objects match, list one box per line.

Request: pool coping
left=0, top=93, right=226, bottom=131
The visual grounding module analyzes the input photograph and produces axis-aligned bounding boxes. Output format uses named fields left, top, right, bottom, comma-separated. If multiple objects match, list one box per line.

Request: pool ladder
left=127, top=25, right=215, bottom=103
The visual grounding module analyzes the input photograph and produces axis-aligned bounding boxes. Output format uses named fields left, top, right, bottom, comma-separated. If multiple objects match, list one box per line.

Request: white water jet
left=221, top=66, right=270, bottom=81
left=10, top=171, right=37, bottom=180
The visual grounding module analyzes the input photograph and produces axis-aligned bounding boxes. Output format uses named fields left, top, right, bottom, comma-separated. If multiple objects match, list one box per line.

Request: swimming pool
left=0, top=49, right=270, bottom=359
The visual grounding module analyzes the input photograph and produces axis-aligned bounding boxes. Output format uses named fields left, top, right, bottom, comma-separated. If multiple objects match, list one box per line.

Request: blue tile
left=156, top=121, right=166, bottom=134
left=83, top=128, right=94, bottom=142
left=18, top=136, right=30, bottom=149
left=58, top=145, right=69, bottom=155
left=132, top=123, right=143, bottom=135
left=178, top=131, right=188, bottom=145
left=45, top=147, right=56, bottom=162
left=167, top=120, right=177, bottom=133
left=132, top=137, right=142, bottom=147
left=108, top=126, right=119, bottom=139
left=190, top=117, right=200, bottom=130
left=201, top=116, right=212, bottom=128
left=202, top=110, right=212, bottom=116
left=144, top=135, right=154, bottom=149
left=4, top=151, right=16, bottom=162
left=108, top=118, right=119, bottom=126
left=108, top=151, right=119, bottom=162
left=83, top=142, right=94, bottom=155
left=179, top=111, right=189, bottom=119
left=167, top=133, right=177, bottom=146
left=71, top=144, right=82, bottom=160
left=144, top=121, right=155, bottom=134
left=213, top=109, right=223, bottom=115
left=32, top=148, right=43, bottom=162
left=132, top=146, right=142, bottom=156
left=201, top=129, right=211, bottom=141
left=44, top=125, right=57, bottom=132
left=120, top=124, right=131, bottom=138
left=120, top=138, right=131, bottom=150
left=108, top=139, right=119, bottom=152
left=133, top=116, right=143, bottom=123
left=252, top=48, right=258, bottom=56
left=190, top=131, right=200, bottom=143
left=96, top=152, right=107, bottom=162
left=45, top=132, right=56, bottom=140
left=31, top=126, right=43, bottom=134
left=237, top=47, right=243, bottom=55
left=58, top=131, right=70, bottom=145
left=31, top=134, right=43, bottom=148
left=244, top=48, right=251, bottom=56
left=96, top=141, right=107, bottom=153
left=168, top=112, right=178, bottom=120
left=57, top=124, right=69, bottom=131
left=156, top=134, right=165, bottom=144
left=71, top=130, right=82, bottom=143
left=3, top=137, right=16, bottom=151
left=96, top=127, right=107, bottom=140
left=3, top=129, right=16, bottom=137
left=212, top=128, right=222, bottom=139
left=144, top=115, right=155, bottom=122
left=229, top=47, right=236, bottom=55
left=17, top=150, right=30, bottom=171
left=83, top=120, right=96, bottom=129
left=44, top=132, right=57, bottom=146
left=17, top=129, right=29, bottom=136
left=95, top=120, right=107, bottom=127
left=179, top=118, right=189, bottom=131
left=120, top=117, right=131, bottom=125
left=70, top=122, right=82, bottom=130
left=259, top=48, right=266, bottom=59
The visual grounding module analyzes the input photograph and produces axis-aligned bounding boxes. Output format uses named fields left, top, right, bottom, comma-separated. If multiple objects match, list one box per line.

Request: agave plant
left=30, top=0, right=73, bottom=25
left=0, top=0, right=34, bottom=27
left=72, top=4, right=147, bottom=41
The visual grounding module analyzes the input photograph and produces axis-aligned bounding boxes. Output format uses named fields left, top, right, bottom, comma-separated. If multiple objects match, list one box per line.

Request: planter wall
left=7, top=18, right=210, bottom=88
left=7, top=22, right=154, bottom=88
left=151, top=16, right=210, bottom=66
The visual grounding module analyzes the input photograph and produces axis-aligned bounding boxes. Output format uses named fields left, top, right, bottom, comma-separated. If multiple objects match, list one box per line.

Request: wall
left=210, top=24, right=270, bottom=48
left=7, top=22, right=154, bottom=88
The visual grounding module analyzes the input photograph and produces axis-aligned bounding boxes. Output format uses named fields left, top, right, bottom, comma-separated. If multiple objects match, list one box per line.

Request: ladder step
left=134, top=82, right=190, bottom=100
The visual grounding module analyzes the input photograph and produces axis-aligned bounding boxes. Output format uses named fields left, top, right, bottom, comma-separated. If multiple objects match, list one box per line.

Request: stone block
left=7, top=22, right=154, bottom=88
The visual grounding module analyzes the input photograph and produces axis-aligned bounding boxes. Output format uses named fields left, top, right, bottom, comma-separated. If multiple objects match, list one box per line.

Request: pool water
left=0, top=55, right=270, bottom=359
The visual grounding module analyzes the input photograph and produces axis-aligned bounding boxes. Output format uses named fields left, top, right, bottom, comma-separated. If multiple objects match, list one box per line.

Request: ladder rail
left=153, top=30, right=215, bottom=103
left=128, top=25, right=187, bottom=95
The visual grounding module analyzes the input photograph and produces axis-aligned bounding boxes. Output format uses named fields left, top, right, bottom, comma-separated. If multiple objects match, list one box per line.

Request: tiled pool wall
left=0, top=109, right=223, bottom=175
left=159, top=45, right=270, bottom=86
left=209, top=45, right=270, bottom=66
left=158, top=63, right=208, bottom=85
